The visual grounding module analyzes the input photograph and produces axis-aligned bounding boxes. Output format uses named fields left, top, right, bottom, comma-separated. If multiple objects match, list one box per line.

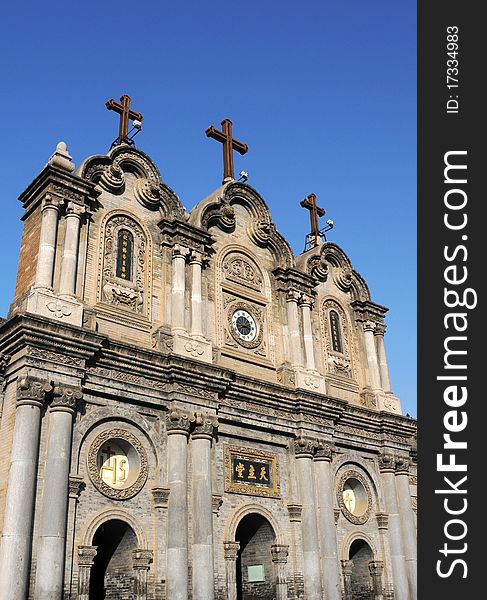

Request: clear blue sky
left=0, top=1, right=416, bottom=416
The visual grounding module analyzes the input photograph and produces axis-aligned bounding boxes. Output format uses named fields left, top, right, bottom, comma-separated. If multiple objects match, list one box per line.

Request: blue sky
left=0, top=1, right=416, bottom=415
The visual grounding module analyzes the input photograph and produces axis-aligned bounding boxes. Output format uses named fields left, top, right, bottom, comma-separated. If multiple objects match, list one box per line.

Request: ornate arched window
left=329, top=310, right=343, bottom=354
left=116, top=229, right=134, bottom=281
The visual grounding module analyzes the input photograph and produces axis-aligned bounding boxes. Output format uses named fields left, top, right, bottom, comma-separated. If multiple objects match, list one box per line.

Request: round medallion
left=337, top=470, right=372, bottom=524
left=231, top=309, right=258, bottom=342
left=88, top=428, right=148, bottom=500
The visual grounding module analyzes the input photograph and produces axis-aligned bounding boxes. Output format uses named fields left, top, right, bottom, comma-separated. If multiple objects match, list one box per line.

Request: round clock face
left=231, top=309, right=257, bottom=342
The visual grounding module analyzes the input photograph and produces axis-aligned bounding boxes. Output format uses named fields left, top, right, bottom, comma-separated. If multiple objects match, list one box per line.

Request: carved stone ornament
left=314, top=442, right=333, bottom=461
left=68, top=474, right=85, bottom=499
left=321, top=299, right=354, bottom=379
left=376, top=512, right=389, bottom=530
left=378, top=452, right=396, bottom=473
left=212, top=494, right=223, bottom=515
left=287, top=503, right=303, bottom=522
left=337, top=470, right=373, bottom=525
left=294, top=437, right=316, bottom=457
left=132, top=549, right=153, bottom=570
left=202, top=196, right=236, bottom=232
left=307, top=253, right=329, bottom=282
left=271, top=544, right=289, bottom=563
left=152, top=486, right=170, bottom=508
left=224, top=541, right=240, bottom=561
left=51, top=385, right=83, bottom=413
left=77, top=545, right=97, bottom=567
left=222, top=253, right=263, bottom=292
left=99, top=162, right=125, bottom=193
left=166, top=408, right=195, bottom=434
left=100, top=214, right=150, bottom=316
left=87, top=428, right=149, bottom=500
left=193, top=412, right=219, bottom=440
left=16, top=375, right=52, bottom=408
left=395, top=455, right=410, bottom=474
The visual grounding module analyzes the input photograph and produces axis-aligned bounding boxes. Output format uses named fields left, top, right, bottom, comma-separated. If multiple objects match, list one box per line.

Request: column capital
left=287, top=503, right=303, bottom=522
left=77, top=545, right=97, bottom=567
left=188, top=249, right=208, bottom=266
left=368, top=560, right=384, bottom=577
left=16, top=375, right=52, bottom=408
left=271, top=544, right=289, bottom=564
left=341, top=559, right=354, bottom=577
left=395, top=455, right=411, bottom=475
left=166, top=407, right=194, bottom=435
left=376, top=512, right=389, bottom=530
left=314, top=442, right=333, bottom=461
left=192, top=411, right=219, bottom=440
left=152, top=486, right=170, bottom=509
left=378, top=452, right=396, bottom=473
left=374, top=322, right=387, bottom=336
left=363, top=320, right=376, bottom=333
left=41, top=193, right=64, bottom=212
left=132, top=548, right=153, bottom=570
left=68, top=474, right=85, bottom=500
left=298, top=293, right=314, bottom=309
left=223, top=541, right=240, bottom=561
left=293, top=437, right=316, bottom=458
left=51, top=384, right=83, bottom=413
left=286, top=289, right=301, bottom=303
left=65, top=201, right=87, bottom=218
left=172, top=244, right=190, bottom=259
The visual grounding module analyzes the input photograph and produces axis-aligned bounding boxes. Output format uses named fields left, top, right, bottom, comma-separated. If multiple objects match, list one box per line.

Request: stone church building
left=0, top=98, right=416, bottom=600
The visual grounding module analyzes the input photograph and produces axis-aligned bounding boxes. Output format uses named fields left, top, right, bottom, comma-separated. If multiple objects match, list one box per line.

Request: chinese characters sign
left=225, top=446, right=279, bottom=498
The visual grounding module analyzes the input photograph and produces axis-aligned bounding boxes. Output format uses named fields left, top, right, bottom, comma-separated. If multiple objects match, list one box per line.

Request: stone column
left=294, top=438, right=322, bottom=600
left=299, top=295, right=316, bottom=371
left=314, top=444, right=341, bottom=600
left=271, top=544, right=289, bottom=600
left=341, top=560, right=354, bottom=600
left=189, top=251, right=205, bottom=338
left=378, top=453, right=409, bottom=600
left=64, top=475, right=85, bottom=600
left=34, top=385, right=83, bottom=600
left=133, top=549, right=153, bottom=600
left=363, top=321, right=382, bottom=390
left=171, top=245, right=189, bottom=332
left=191, top=412, right=218, bottom=600
left=77, top=546, right=97, bottom=600
left=286, top=291, right=303, bottom=367
left=224, top=541, right=240, bottom=600
left=375, top=323, right=392, bottom=393
left=59, top=202, right=86, bottom=297
left=395, top=457, right=417, bottom=599
left=35, top=195, right=63, bottom=289
left=369, top=560, right=385, bottom=600
left=166, top=408, right=193, bottom=600
left=0, top=375, right=52, bottom=600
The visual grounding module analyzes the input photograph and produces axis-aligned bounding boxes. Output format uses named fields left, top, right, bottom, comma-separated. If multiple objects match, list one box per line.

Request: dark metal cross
left=206, top=118, right=248, bottom=183
left=300, top=193, right=326, bottom=248
left=106, top=94, right=144, bottom=146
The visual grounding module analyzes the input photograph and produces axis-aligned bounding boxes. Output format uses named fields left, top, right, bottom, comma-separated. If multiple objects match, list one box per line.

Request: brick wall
left=239, top=517, right=276, bottom=600
left=14, top=205, right=41, bottom=299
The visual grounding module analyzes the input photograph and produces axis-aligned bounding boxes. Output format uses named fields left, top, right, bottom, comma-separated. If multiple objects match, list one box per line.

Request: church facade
left=0, top=100, right=416, bottom=600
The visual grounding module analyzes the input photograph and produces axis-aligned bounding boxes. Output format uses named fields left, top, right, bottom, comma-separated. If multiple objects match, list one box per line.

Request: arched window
left=329, top=310, right=343, bottom=353
left=116, top=229, right=133, bottom=281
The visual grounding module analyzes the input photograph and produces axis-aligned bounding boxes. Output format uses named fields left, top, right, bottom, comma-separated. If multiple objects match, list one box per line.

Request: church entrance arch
left=342, top=538, right=381, bottom=600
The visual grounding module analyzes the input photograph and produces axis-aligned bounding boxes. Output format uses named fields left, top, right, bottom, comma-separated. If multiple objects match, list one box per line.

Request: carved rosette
left=87, top=428, right=149, bottom=500
left=51, top=385, right=83, bottom=414
left=337, top=470, right=373, bottom=525
left=248, top=216, right=274, bottom=247
left=294, top=437, right=316, bottom=458
left=321, top=299, right=354, bottom=379
left=16, top=375, right=52, bottom=408
left=333, top=265, right=353, bottom=292
left=100, top=214, right=149, bottom=315
left=307, top=253, right=329, bottom=282
left=192, top=412, right=219, bottom=440
left=99, top=163, right=125, bottom=193
left=166, top=408, right=194, bottom=436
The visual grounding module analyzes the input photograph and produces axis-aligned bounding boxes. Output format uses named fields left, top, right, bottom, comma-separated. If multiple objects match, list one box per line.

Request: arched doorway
left=348, top=539, right=374, bottom=599
left=235, top=513, right=276, bottom=600
left=89, top=519, right=137, bottom=600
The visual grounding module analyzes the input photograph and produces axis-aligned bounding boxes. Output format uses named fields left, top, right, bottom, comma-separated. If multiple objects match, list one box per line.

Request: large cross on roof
left=106, top=94, right=144, bottom=146
left=206, top=118, right=248, bottom=183
left=300, top=193, right=326, bottom=249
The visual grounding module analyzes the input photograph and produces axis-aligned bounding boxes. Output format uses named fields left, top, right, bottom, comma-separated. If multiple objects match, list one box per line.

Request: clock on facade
left=231, top=309, right=258, bottom=342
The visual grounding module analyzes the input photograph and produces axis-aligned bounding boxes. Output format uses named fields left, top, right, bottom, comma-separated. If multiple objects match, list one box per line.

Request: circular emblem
left=337, top=470, right=372, bottom=525
left=227, top=302, right=264, bottom=349
left=232, top=309, right=257, bottom=342
left=88, top=428, right=148, bottom=500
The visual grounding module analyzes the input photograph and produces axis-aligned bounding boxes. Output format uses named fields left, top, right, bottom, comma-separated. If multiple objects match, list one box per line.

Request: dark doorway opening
left=235, top=513, right=276, bottom=600
left=349, top=539, right=374, bottom=600
left=89, top=519, right=137, bottom=600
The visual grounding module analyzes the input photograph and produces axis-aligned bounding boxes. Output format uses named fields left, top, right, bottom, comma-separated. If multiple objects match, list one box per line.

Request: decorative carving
left=334, top=265, right=353, bottom=292
left=307, top=253, right=329, bottom=282
left=68, top=474, right=85, bottom=499
left=152, top=486, right=170, bottom=508
left=374, top=322, right=387, bottom=336
left=376, top=512, right=389, bottom=530
left=176, top=384, right=215, bottom=400
left=271, top=544, right=289, bottom=563
left=409, top=475, right=417, bottom=486
left=321, top=299, right=354, bottom=379
left=334, top=508, right=340, bottom=524
left=99, top=162, right=125, bottom=193
left=132, top=549, right=153, bottom=570
left=100, top=214, right=149, bottom=316
left=202, top=197, right=236, bottom=232
left=378, top=452, right=396, bottom=473
left=166, top=408, right=194, bottom=434
left=46, top=300, right=72, bottom=319
left=17, top=375, right=52, bottom=408
left=337, top=470, right=373, bottom=525
left=27, top=347, right=83, bottom=367
left=87, top=428, right=149, bottom=500
left=212, top=494, right=223, bottom=515
left=86, top=366, right=166, bottom=391
left=411, top=496, right=417, bottom=512
left=51, top=384, right=83, bottom=412
left=222, top=255, right=263, bottom=292
left=294, top=437, right=316, bottom=457
left=248, top=216, right=274, bottom=247
left=77, top=545, right=97, bottom=567
left=287, top=503, right=302, bottom=522
left=193, top=412, right=219, bottom=439
left=183, top=340, right=206, bottom=358
left=314, top=442, right=333, bottom=461
left=223, top=541, right=240, bottom=561
left=395, top=456, right=410, bottom=474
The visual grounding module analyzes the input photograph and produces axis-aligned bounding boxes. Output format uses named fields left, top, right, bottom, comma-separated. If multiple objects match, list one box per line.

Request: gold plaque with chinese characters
left=224, top=445, right=280, bottom=498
